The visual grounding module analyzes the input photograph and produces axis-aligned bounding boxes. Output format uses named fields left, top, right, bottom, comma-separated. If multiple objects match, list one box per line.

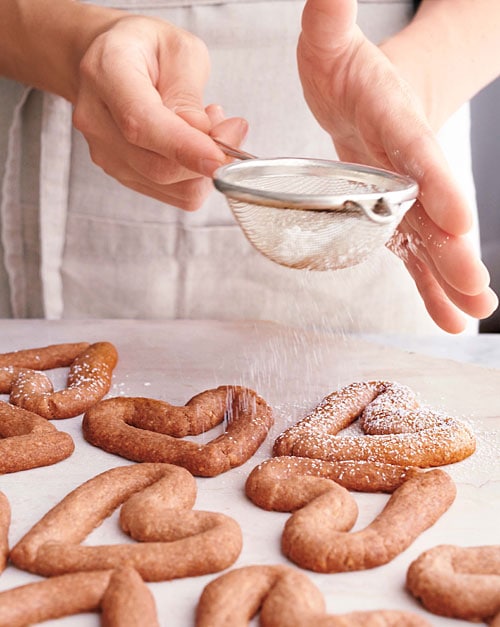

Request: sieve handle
left=357, top=199, right=397, bottom=224
left=354, top=198, right=415, bottom=224
left=213, top=138, right=257, bottom=161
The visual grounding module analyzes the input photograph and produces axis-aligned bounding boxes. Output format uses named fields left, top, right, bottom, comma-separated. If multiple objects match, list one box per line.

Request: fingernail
left=214, top=104, right=225, bottom=118
left=239, top=118, right=249, bottom=136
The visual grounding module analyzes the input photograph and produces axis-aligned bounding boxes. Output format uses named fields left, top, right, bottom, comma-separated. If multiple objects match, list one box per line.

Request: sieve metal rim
left=213, top=157, right=418, bottom=212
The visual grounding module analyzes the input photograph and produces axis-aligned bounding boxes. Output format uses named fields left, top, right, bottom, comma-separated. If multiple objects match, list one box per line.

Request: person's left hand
left=297, top=0, right=498, bottom=333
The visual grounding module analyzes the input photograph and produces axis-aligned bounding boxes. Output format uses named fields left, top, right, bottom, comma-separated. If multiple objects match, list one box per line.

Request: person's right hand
left=72, top=14, right=247, bottom=210
left=297, top=0, right=498, bottom=333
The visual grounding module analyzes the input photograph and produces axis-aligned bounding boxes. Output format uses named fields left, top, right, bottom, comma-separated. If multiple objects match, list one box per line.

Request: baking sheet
left=1, top=319, right=499, bottom=626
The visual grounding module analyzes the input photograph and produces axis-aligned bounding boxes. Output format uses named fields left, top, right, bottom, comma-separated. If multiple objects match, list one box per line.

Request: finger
left=156, top=31, right=212, bottom=133
left=90, top=137, right=203, bottom=188
left=113, top=93, right=225, bottom=177
left=82, top=57, right=225, bottom=177
left=205, top=104, right=249, bottom=149
left=75, top=98, right=201, bottom=186
left=403, top=252, right=468, bottom=334
left=391, top=226, right=498, bottom=321
left=76, top=98, right=214, bottom=206
left=210, top=116, right=249, bottom=153
left=333, top=113, right=474, bottom=242
left=403, top=202, right=490, bottom=295
left=403, top=246, right=498, bottom=332
left=301, top=0, right=358, bottom=57
left=205, top=104, right=226, bottom=127
left=119, top=175, right=214, bottom=211
left=385, top=124, right=473, bottom=236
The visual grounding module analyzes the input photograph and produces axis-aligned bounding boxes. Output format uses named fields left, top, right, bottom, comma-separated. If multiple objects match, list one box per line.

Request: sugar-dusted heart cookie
left=274, top=380, right=475, bottom=467
left=0, top=341, right=118, bottom=419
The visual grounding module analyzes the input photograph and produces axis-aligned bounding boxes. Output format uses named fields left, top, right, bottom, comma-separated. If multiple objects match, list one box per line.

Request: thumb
left=300, top=0, right=358, bottom=58
left=160, top=52, right=212, bottom=133
left=172, top=96, right=212, bottom=134
left=168, top=96, right=212, bottom=134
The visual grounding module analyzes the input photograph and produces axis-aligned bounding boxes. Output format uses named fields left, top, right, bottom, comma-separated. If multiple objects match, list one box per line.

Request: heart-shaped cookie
left=0, top=401, right=74, bottom=473
left=82, top=385, right=273, bottom=476
left=10, top=463, right=242, bottom=581
left=246, top=455, right=420, bottom=502
left=0, top=567, right=158, bottom=627
left=196, top=565, right=431, bottom=626
left=0, top=341, right=118, bottom=419
left=0, top=341, right=89, bottom=369
left=274, top=380, right=476, bottom=467
left=407, top=544, right=500, bottom=622
left=247, top=456, right=455, bottom=573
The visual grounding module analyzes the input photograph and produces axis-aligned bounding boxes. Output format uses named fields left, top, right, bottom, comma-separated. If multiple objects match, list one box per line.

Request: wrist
left=1, top=0, right=124, bottom=102
left=58, top=1, right=125, bottom=102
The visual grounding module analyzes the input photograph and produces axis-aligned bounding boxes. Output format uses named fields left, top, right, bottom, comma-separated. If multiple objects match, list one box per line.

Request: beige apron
left=0, top=0, right=479, bottom=333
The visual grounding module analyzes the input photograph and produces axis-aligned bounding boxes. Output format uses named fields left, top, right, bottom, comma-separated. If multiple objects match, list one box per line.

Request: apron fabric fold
left=39, top=93, right=73, bottom=319
left=0, top=86, right=31, bottom=318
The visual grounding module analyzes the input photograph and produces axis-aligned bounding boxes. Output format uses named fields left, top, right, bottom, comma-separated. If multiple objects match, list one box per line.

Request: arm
left=381, top=0, right=500, bottom=130
left=0, top=0, right=247, bottom=209
left=0, top=0, right=121, bottom=102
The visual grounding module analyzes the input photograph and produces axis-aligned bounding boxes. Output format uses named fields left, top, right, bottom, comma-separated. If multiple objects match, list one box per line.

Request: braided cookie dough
left=0, top=567, right=159, bottom=627
left=82, top=386, right=273, bottom=476
left=274, top=380, right=475, bottom=467
left=0, top=401, right=74, bottom=474
left=10, top=463, right=242, bottom=581
left=0, top=341, right=118, bottom=419
left=196, top=564, right=431, bottom=626
left=407, top=544, right=500, bottom=623
left=0, top=491, right=10, bottom=573
left=248, top=464, right=455, bottom=573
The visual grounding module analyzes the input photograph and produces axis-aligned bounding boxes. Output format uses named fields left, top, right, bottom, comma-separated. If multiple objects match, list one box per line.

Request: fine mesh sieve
left=212, top=140, right=418, bottom=271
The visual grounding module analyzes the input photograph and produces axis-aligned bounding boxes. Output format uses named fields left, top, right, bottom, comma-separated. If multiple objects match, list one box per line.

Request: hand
left=72, top=14, right=247, bottom=210
left=297, top=0, right=498, bottom=332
